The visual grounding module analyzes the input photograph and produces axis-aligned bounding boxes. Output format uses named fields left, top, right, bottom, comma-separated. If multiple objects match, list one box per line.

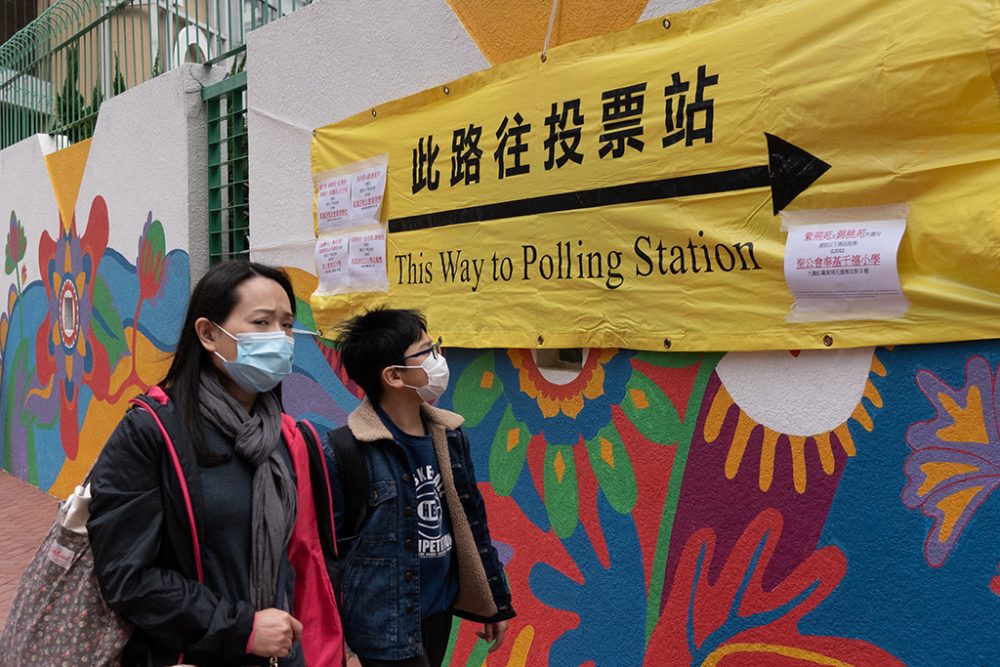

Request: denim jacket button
left=404, top=505, right=415, bottom=516
left=408, top=636, right=417, bottom=646
left=402, top=473, right=413, bottom=483
left=405, top=570, right=416, bottom=582
left=405, top=538, right=414, bottom=549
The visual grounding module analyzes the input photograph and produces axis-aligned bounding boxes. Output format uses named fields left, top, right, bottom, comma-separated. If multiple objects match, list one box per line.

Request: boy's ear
left=381, top=365, right=406, bottom=390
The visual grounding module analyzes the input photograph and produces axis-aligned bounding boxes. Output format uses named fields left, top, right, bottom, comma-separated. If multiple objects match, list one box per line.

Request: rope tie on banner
left=248, top=106, right=314, bottom=134
left=540, top=0, right=560, bottom=62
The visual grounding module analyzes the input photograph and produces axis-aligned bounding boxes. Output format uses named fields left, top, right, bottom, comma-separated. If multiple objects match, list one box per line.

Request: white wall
left=245, top=0, right=489, bottom=271
left=77, top=64, right=226, bottom=281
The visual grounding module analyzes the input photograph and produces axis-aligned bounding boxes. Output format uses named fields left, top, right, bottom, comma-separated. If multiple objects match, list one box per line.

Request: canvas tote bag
left=0, top=480, right=131, bottom=666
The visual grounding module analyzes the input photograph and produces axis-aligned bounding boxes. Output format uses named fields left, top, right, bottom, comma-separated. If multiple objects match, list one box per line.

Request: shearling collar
left=347, top=396, right=464, bottom=442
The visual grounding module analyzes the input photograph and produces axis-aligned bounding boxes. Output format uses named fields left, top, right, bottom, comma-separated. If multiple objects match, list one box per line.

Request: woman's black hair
left=160, top=260, right=296, bottom=462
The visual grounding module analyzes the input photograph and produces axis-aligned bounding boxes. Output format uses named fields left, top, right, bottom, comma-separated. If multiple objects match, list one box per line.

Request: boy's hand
left=476, top=620, right=509, bottom=652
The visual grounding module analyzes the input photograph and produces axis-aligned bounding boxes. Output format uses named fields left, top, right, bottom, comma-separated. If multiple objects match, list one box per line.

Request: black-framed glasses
left=402, top=339, right=442, bottom=362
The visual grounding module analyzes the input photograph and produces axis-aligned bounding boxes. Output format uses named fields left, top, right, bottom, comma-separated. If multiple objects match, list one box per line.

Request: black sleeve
left=87, top=407, right=255, bottom=658
left=452, top=428, right=516, bottom=624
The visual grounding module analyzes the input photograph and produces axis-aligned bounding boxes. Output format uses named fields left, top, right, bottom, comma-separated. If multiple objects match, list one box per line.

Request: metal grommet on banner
left=537, top=335, right=545, bottom=345
left=443, top=85, right=450, bottom=95
left=663, top=338, right=672, bottom=350
left=662, top=17, right=671, bottom=30
left=822, top=334, right=834, bottom=347
left=371, top=108, right=377, bottom=118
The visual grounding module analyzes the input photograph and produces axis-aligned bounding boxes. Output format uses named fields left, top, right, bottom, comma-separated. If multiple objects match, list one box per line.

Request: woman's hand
left=248, top=608, right=303, bottom=658
left=476, top=620, right=509, bottom=652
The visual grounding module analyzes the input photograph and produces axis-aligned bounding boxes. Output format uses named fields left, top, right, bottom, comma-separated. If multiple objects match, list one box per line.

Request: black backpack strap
left=297, top=420, right=338, bottom=562
left=327, top=426, right=368, bottom=539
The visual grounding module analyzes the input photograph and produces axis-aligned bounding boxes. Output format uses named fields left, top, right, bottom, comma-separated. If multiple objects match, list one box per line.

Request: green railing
left=204, top=69, right=248, bottom=264
left=0, top=0, right=309, bottom=149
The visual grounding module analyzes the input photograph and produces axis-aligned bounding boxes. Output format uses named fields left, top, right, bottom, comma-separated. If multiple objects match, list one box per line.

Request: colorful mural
left=2, top=2, right=998, bottom=664
left=274, top=331, right=1000, bottom=666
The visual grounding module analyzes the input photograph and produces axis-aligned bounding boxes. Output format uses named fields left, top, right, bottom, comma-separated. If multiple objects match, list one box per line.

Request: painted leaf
left=489, top=406, right=530, bottom=496
left=545, top=444, right=579, bottom=538
left=621, top=370, right=682, bottom=445
left=90, top=276, right=128, bottom=366
left=453, top=350, right=502, bottom=427
left=584, top=423, right=637, bottom=514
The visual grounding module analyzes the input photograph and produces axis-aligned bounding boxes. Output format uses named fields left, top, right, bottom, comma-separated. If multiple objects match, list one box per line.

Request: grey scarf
left=198, top=374, right=296, bottom=611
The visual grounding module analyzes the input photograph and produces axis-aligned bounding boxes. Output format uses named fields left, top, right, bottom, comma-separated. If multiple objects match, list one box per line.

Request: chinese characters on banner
left=310, top=0, right=1000, bottom=351
left=313, top=155, right=389, bottom=295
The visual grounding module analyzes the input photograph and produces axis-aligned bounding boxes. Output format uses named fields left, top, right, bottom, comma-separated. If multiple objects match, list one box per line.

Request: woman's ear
left=194, top=317, right=218, bottom=352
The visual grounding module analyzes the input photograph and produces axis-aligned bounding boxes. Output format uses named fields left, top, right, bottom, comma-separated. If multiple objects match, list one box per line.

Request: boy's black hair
left=335, top=307, right=427, bottom=401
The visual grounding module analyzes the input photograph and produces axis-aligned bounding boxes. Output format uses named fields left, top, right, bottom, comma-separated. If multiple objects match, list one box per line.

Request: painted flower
left=448, top=348, right=719, bottom=538
left=137, top=213, right=166, bottom=301
left=902, top=355, right=1000, bottom=567
left=30, top=197, right=109, bottom=460
left=5, top=210, right=26, bottom=277
left=703, top=348, right=885, bottom=494
left=496, top=348, right=633, bottom=445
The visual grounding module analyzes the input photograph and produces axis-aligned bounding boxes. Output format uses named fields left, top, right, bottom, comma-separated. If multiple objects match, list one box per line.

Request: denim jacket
left=329, top=398, right=515, bottom=661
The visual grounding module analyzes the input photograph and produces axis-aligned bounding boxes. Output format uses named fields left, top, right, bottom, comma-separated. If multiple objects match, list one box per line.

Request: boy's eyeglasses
left=402, top=339, right=442, bottom=361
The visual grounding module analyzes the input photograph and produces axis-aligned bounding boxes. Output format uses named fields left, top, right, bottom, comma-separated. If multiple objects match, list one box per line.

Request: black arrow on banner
left=388, top=133, right=830, bottom=233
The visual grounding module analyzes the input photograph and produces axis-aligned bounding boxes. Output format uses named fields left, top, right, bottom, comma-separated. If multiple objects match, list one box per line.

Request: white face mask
left=393, top=342, right=449, bottom=402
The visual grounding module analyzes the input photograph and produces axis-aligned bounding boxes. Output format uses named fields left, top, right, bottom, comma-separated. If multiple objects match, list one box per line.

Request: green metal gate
left=203, top=70, right=248, bottom=264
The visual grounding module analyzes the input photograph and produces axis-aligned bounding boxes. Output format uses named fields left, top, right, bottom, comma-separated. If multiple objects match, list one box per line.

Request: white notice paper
left=316, top=176, right=351, bottom=232
left=348, top=230, right=389, bottom=293
left=782, top=206, right=909, bottom=322
left=350, top=164, right=388, bottom=220
left=314, top=234, right=349, bottom=294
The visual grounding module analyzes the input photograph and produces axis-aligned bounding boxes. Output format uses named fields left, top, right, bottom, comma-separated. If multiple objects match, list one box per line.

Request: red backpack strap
left=129, top=391, right=204, bottom=584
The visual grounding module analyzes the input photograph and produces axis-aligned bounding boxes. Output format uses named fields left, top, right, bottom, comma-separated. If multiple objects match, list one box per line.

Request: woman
left=88, top=261, right=342, bottom=666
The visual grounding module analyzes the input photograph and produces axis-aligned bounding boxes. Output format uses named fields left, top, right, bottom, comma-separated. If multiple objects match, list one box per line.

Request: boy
left=328, top=307, right=514, bottom=667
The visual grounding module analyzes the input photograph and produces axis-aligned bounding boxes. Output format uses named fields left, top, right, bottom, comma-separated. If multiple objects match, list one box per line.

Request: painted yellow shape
left=863, top=378, right=883, bottom=409
left=918, top=462, right=979, bottom=498
left=871, top=354, right=887, bottom=377
left=789, top=435, right=807, bottom=494
left=702, top=642, right=852, bottom=667
left=814, top=432, right=835, bottom=475
left=723, top=412, right=754, bottom=480
left=480, top=370, right=495, bottom=389
left=44, top=139, right=91, bottom=229
left=759, top=428, right=778, bottom=492
left=835, top=423, right=857, bottom=457
left=447, top=0, right=650, bottom=65
left=704, top=386, right=733, bottom=443
left=937, top=387, right=989, bottom=444
left=584, top=362, right=607, bottom=400
left=935, top=485, right=984, bottom=543
left=629, top=387, right=649, bottom=410
left=506, top=428, right=520, bottom=452
left=851, top=402, right=874, bottom=432
left=504, top=624, right=535, bottom=667
left=600, top=437, right=615, bottom=468
left=553, top=450, right=567, bottom=483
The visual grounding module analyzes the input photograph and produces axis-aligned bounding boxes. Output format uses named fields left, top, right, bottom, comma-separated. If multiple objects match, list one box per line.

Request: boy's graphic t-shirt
left=376, top=404, right=459, bottom=617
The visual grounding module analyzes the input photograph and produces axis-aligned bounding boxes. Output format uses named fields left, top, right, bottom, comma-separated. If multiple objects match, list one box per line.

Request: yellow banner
left=311, top=0, right=1000, bottom=351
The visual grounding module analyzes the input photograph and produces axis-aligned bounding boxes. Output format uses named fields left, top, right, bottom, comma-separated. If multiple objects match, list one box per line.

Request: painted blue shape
left=529, top=491, right=646, bottom=667
left=803, top=341, right=1000, bottom=666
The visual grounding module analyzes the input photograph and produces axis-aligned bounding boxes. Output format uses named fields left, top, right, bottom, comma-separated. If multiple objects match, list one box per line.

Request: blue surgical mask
left=213, top=324, right=295, bottom=393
